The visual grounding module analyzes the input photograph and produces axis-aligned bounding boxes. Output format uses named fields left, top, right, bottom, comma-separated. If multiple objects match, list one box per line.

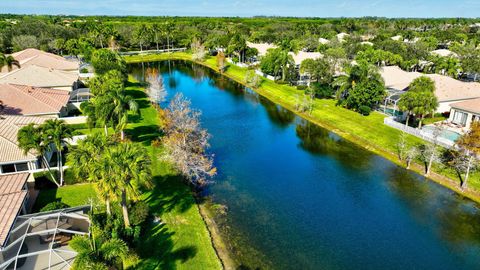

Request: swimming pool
left=422, top=125, right=462, bottom=142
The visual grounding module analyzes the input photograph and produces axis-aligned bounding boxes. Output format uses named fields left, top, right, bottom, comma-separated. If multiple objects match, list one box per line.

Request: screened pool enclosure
left=0, top=206, right=90, bottom=270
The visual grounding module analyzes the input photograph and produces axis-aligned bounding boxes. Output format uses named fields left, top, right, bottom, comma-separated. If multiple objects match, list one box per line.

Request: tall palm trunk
left=121, top=190, right=130, bottom=227
left=104, top=125, right=108, bottom=136
left=106, top=198, right=111, bottom=215
left=42, top=156, right=60, bottom=187
left=58, top=149, right=64, bottom=186
left=121, top=130, right=125, bottom=141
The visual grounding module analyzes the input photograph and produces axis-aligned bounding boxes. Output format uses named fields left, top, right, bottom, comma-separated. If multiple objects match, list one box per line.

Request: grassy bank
left=34, top=77, right=222, bottom=270
left=124, top=52, right=480, bottom=203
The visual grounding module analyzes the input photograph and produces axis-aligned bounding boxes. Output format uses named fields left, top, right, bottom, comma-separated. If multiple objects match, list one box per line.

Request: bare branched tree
left=191, top=38, right=207, bottom=62
left=146, top=68, right=166, bottom=104
left=161, top=93, right=216, bottom=187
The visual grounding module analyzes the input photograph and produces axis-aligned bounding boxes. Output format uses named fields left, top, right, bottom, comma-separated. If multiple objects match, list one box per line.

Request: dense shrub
left=129, top=201, right=150, bottom=226
left=358, top=105, right=372, bottom=116
left=275, top=80, right=288, bottom=85
left=40, top=201, right=70, bottom=212
left=296, top=85, right=307, bottom=90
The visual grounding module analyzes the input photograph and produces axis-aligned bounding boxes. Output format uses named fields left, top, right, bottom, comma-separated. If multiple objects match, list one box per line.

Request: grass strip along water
left=34, top=78, right=223, bottom=270
left=124, top=52, right=480, bottom=203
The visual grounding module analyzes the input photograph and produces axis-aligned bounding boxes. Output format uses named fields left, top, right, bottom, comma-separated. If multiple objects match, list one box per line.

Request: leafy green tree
left=70, top=233, right=128, bottom=269
left=42, top=119, right=74, bottom=186
left=12, top=35, right=38, bottom=51
left=455, top=121, right=480, bottom=189
left=397, top=91, right=418, bottom=127
left=17, top=123, right=59, bottom=186
left=133, top=24, right=151, bottom=51
left=300, top=58, right=333, bottom=86
left=227, top=33, right=247, bottom=63
left=91, top=49, right=126, bottom=76
left=333, top=61, right=386, bottom=111
left=402, top=76, right=438, bottom=127
left=67, top=135, right=116, bottom=215
left=101, top=142, right=152, bottom=227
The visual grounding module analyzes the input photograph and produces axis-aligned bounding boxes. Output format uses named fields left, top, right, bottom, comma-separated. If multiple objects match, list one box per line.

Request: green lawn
left=125, top=52, right=480, bottom=200
left=34, top=76, right=222, bottom=270
left=33, top=184, right=97, bottom=212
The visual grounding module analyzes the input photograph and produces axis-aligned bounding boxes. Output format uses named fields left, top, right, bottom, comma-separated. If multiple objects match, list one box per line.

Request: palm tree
left=68, top=135, right=116, bottom=215
left=42, top=119, right=73, bottom=186
left=109, top=89, right=138, bottom=140
left=17, top=123, right=60, bottom=186
left=0, top=53, right=20, bottom=72
left=275, top=49, right=294, bottom=81
left=70, top=234, right=128, bottom=269
left=102, top=143, right=151, bottom=227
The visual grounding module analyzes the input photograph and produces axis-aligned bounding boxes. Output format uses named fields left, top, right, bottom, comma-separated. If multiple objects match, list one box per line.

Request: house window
left=1, top=162, right=29, bottom=173
left=453, top=111, right=468, bottom=126
left=1, top=164, right=16, bottom=173
left=15, top=163, right=29, bottom=172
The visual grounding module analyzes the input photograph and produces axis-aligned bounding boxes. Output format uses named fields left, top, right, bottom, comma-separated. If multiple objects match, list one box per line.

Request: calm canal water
left=130, top=61, right=480, bottom=270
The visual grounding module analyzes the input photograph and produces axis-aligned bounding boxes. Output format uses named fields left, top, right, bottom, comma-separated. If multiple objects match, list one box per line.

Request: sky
left=1, top=0, right=480, bottom=18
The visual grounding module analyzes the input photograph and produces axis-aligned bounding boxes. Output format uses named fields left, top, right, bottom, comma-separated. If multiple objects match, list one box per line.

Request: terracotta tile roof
left=450, top=98, right=480, bottom=114
left=0, top=191, right=27, bottom=247
left=0, top=173, right=29, bottom=247
left=0, top=84, right=69, bottom=116
left=1, top=48, right=78, bottom=73
left=0, top=65, right=78, bottom=90
left=0, top=173, right=29, bottom=195
left=11, top=48, right=65, bottom=62
left=381, top=66, right=480, bottom=102
left=0, top=115, right=52, bottom=163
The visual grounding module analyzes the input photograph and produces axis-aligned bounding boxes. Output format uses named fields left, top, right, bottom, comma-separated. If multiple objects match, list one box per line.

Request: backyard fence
left=383, top=117, right=455, bottom=149
left=119, top=48, right=187, bottom=56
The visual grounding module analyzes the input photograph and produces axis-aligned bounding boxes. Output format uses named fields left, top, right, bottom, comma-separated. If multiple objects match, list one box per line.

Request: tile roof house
left=0, top=115, right=53, bottom=175
left=448, top=98, right=480, bottom=130
left=0, top=65, right=79, bottom=91
left=0, top=84, right=70, bottom=117
left=380, top=66, right=480, bottom=113
left=0, top=173, right=29, bottom=249
left=1, top=48, right=79, bottom=73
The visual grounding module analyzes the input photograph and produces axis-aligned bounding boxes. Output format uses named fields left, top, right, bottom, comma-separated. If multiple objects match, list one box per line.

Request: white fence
left=119, top=48, right=187, bottom=56
left=383, top=117, right=455, bottom=149
left=60, top=116, right=87, bottom=125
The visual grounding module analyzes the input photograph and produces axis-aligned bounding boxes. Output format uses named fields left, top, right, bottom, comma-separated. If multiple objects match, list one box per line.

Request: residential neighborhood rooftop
left=0, top=65, right=78, bottom=90
left=1, top=48, right=79, bottom=73
left=0, top=115, right=52, bottom=163
left=450, top=98, right=480, bottom=114
left=380, top=66, right=480, bottom=102
left=0, top=84, right=70, bottom=116
left=0, top=173, right=29, bottom=248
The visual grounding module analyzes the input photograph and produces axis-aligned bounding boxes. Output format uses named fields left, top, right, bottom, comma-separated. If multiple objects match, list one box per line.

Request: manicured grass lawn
left=35, top=76, right=221, bottom=269
left=33, top=184, right=97, bottom=212
left=125, top=52, right=480, bottom=199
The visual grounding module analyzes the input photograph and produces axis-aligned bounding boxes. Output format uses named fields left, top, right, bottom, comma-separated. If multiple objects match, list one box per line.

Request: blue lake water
left=130, top=61, right=480, bottom=270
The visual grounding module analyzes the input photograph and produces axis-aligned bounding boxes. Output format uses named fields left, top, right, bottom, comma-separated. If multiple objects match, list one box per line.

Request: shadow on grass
left=32, top=188, right=60, bottom=212
left=127, top=89, right=149, bottom=101
left=136, top=222, right=197, bottom=270
left=125, top=124, right=162, bottom=145
left=135, top=174, right=199, bottom=269
left=143, top=174, right=195, bottom=215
